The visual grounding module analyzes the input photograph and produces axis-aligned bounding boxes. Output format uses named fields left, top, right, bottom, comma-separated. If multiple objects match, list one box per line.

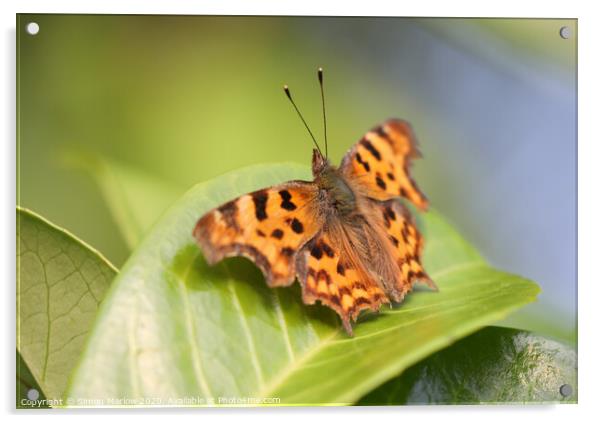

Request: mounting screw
left=559, top=26, right=571, bottom=39
left=26, top=22, right=40, bottom=35
left=559, top=383, right=573, bottom=397
left=27, top=388, right=39, bottom=400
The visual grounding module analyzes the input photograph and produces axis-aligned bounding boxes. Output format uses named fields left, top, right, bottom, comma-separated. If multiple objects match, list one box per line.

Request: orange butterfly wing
left=340, top=119, right=428, bottom=210
left=296, top=225, right=390, bottom=335
left=193, top=181, right=324, bottom=287
left=373, top=199, right=436, bottom=295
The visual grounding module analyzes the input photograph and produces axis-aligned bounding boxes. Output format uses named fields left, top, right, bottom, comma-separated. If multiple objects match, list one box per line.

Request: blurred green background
left=17, top=15, right=576, bottom=342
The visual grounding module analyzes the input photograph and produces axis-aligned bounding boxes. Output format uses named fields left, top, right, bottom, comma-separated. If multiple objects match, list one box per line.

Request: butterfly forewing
left=193, top=181, right=324, bottom=287
left=340, top=119, right=429, bottom=210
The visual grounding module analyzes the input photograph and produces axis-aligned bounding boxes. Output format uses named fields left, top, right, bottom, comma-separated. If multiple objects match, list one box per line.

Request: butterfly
left=193, top=68, right=436, bottom=335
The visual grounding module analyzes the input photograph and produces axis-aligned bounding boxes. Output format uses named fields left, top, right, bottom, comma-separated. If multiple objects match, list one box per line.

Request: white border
left=3, top=1, right=600, bottom=422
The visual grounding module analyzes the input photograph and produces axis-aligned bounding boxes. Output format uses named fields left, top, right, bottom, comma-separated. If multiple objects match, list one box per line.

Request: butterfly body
left=194, top=119, right=436, bottom=335
left=313, top=152, right=358, bottom=217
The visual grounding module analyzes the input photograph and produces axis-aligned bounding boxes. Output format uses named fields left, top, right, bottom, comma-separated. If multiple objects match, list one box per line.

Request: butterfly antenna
left=317, top=67, right=328, bottom=159
left=283, top=84, right=323, bottom=157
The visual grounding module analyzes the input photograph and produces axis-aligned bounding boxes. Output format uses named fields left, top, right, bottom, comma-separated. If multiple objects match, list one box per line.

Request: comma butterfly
left=193, top=68, right=436, bottom=335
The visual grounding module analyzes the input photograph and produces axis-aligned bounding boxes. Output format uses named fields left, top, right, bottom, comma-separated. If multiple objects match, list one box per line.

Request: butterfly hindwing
left=193, top=181, right=324, bottom=287
left=375, top=199, right=436, bottom=294
left=296, top=224, right=390, bottom=335
left=340, top=119, right=429, bottom=210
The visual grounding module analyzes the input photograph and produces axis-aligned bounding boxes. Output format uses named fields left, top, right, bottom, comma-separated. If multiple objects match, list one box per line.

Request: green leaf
left=359, top=326, right=577, bottom=405
left=17, top=207, right=117, bottom=402
left=65, top=163, right=540, bottom=406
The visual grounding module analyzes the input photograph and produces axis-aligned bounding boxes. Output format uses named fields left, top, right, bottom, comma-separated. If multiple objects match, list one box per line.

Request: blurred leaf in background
left=17, top=15, right=576, bottom=347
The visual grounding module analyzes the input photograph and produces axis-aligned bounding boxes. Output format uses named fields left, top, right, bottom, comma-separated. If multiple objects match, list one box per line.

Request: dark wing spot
left=389, top=235, right=400, bottom=247
left=339, top=286, right=352, bottom=297
left=291, top=217, right=304, bottom=234
left=218, top=200, right=239, bottom=230
left=321, top=242, right=335, bottom=258
left=279, top=190, right=297, bottom=211
left=376, top=175, right=387, bottom=190
left=374, top=126, right=393, bottom=147
left=330, top=295, right=341, bottom=306
left=385, top=206, right=396, bottom=221
left=336, top=263, right=346, bottom=275
left=281, top=247, right=295, bottom=257
left=310, top=243, right=323, bottom=259
left=399, top=187, right=408, bottom=197
left=387, top=172, right=395, bottom=181
left=279, top=189, right=292, bottom=202
left=383, top=210, right=392, bottom=228
left=401, top=223, right=410, bottom=242
left=352, top=282, right=365, bottom=290
left=361, top=139, right=382, bottom=161
left=355, top=297, right=371, bottom=306
left=271, top=229, right=284, bottom=239
left=375, top=126, right=394, bottom=146
left=256, top=229, right=266, bottom=237
left=252, top=190, right=269, bottom=221
left=355, top=152, right=370, bottom=172
left=218, top=200, right=237, bottom=215
left=307, top=268, right=317, bottom=279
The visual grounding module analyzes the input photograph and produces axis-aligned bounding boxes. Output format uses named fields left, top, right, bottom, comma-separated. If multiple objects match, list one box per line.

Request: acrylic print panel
left=16, top=14, right=577, bottom=408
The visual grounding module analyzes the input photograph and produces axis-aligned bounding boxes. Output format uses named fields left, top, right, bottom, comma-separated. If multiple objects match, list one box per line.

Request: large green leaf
left=17, top=207, right=117, bottom=403
left=65, top=163, right=539, bottom=406
left=359, top=326, right=577, bottom=405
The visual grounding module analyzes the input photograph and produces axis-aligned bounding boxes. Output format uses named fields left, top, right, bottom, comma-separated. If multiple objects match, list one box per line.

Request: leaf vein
left=272, top=290, right=295, bottom=362
left=173, top=251, right=214, bottom=399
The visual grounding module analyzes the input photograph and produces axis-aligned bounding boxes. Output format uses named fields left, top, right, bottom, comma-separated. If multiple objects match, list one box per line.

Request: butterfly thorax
left=312, top=150, right=356, bottom=217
